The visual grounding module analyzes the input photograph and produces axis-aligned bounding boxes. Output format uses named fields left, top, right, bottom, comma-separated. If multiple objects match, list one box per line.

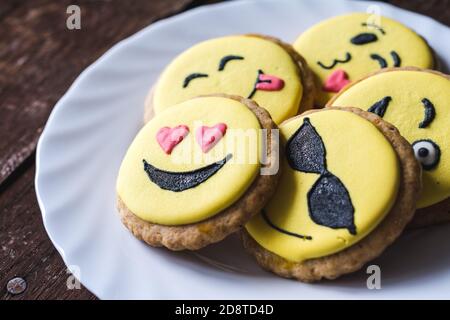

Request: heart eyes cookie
left=117, top=95, right=279, bottom=250
left=243, top=107, right=421, bottom=282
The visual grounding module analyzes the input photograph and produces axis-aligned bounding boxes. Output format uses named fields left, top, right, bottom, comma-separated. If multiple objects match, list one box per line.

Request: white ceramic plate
left=36, top=0, right=450, bottom=299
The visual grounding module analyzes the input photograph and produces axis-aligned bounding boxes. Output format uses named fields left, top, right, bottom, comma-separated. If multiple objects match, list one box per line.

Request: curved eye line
left=391, top=51, right=401, bottom=67
left=361, top=22, right=386, bottom=35
left=183, top=73, right=208, bottom=88
left=370, top=51, right=401, bottom=68
left=368, top=96, right=437, bottom=129
left=419, top=98, right=436, bottom=128
left=370, top=53, right=387, bottom=68
left=218, top=55, right=244, bottom=71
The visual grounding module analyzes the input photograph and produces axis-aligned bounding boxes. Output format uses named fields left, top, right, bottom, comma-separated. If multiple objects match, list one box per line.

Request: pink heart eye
left=196, top=123, right=227, bottom=153
left=156, top=125, right=189, bottom=154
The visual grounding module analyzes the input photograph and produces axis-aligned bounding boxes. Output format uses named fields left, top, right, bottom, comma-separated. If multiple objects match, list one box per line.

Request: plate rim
left=35, top=0, right=450, bottom=299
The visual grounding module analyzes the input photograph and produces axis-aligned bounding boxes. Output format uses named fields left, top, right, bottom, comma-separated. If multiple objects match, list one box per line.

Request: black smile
left=317, top=52, right=352, bottom=70
left=370, top=50, right=401, bottom=68
left=143, top=154, right=232, bottom=192
left=262, top=210, right=312, bottom=240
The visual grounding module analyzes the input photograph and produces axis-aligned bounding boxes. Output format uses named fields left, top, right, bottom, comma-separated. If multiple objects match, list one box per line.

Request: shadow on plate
left=134, top=222, right=450, bottom=286
left=436, top=53, right=450, bottom=74
left=322, top=223, right=450, bottom=288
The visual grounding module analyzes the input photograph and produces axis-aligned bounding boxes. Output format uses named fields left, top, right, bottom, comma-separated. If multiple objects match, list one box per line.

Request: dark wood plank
left=0, top=0, right=24, bottom=21
left=390, top=0, right=450, bottom=27
left=0, top=155, right=96, bottom=299
left=0, top=0, right=198, bottom=300
left=0, top=0, right=195, bottom=186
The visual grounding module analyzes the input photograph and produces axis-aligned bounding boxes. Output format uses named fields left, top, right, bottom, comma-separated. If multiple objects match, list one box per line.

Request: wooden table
left=0, top=0, right=449, bottom=300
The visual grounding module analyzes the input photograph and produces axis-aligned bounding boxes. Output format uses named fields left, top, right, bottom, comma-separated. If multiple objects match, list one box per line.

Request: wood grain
left=390, top=0, right=450, bottom=27
left=0, top=0, right=196, bottom=300
left=0, top=0, right=448, bottom=300
left=0, top=0, right=195, bottom=186
left=0, top=156, right=96, bottom=300
left=0, top=0, right=22, bottom=20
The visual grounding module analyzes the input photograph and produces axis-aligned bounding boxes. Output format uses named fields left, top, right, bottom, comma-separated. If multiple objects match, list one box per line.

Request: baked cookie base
left=118, top=94, right=280, bottom=251
left=143, top=34, right=316, bottom=123
left=241, top=107, right=421, bottom=282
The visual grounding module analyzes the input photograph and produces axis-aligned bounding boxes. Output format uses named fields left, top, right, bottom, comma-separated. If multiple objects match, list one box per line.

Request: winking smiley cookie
left=144, top=34, right=315, bottom=124
left=328, top=68, right=450, bottom=228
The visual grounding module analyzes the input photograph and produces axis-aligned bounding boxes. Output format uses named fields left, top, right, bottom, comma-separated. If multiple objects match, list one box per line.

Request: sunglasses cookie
left=117, top=95, right=279, bottom=250
left=293, top=13, right=435, bottom=106
left=145, top=35, right=315, bottom=124
left=328, top=68, right=450, bottom=227
left=243, top=108, right=420, bottom=282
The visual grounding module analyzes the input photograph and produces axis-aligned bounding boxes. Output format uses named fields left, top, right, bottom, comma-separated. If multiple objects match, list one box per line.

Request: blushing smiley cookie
left=117, top=95, right=280, bottom=250
left=328, top=68, right=450, bottom=227
left=293, top=13, right=435, bottom=106
left=145, top=35, right=316, bottom=124
left=243, top=107, right=421, bottom=282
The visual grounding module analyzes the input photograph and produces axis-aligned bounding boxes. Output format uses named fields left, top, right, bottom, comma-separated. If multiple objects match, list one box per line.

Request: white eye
left=412, top=140, right=441, bottom=170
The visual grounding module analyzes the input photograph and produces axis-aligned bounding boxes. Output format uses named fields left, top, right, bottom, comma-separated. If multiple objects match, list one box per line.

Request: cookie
left=242, top=107, right=421, bottom=282
left=144, top=34, right=316, bottom=124
left=117, top=94, right=280, bottom=250
left=293, top=13, right=435, bottom=106
left=328, top=68, right=450, bottom=227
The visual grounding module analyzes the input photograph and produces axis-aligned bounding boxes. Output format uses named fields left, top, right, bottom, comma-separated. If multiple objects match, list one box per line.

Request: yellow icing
left=331, top=70, right=450, bottom=208
left=245, top=110, right=400, bottom=262
left=294, top=13, right=434, bottom=106
left=153, top=36, right=303, bottom=124
left=117, top=96, right=261, bottom=225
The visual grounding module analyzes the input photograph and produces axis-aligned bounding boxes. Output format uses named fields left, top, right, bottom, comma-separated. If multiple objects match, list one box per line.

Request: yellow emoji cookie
left=117, top=95, right=280, bottom=250
left=294, top=13, right=434, bottom=106
left=243, top=107, right=421, bottom=282
left=148, top=35, right=315, bottom=124
left=245, top=109, right=400, bottom=262
left=329, top=68, right=450, bottom=210
left=118, top=96, right=262, bottom=224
